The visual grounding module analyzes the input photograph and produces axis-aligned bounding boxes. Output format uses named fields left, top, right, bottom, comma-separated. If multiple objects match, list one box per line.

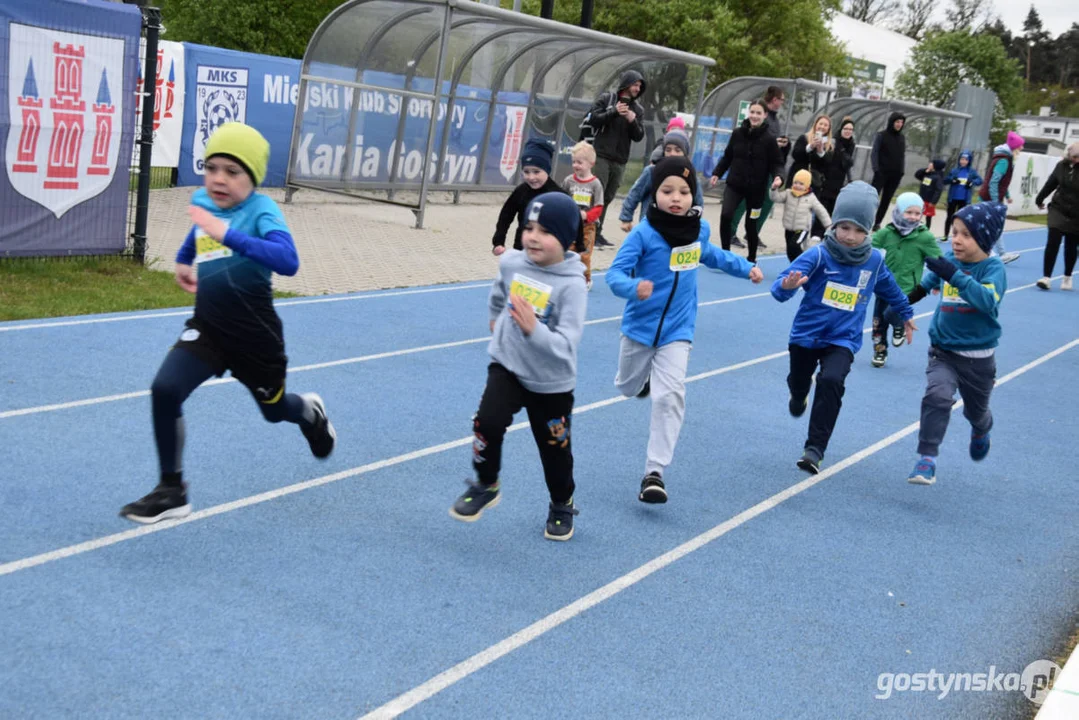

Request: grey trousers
left=615, top=337, right=691, bottom=476
left=593, top=156, right=626, bottom=234
left=917, top=347, right=996, bottom=457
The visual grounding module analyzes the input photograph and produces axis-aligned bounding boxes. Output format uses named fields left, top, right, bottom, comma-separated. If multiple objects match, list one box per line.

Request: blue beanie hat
left=521, top=138, right=553, bottom=174
left=831, top=181, right=878, bottom=233
left=525, top=192, right=581, bottom=251
left=955, top=202, right=1007, bottom=254
left=896, top=192, right=923, bottom=214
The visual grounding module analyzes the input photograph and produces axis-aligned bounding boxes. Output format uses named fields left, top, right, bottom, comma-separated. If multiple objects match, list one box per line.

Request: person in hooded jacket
left=914, top=158, right=947, bottom=232
left=708, top=99, right=785, bottom=264
left=607, top=157, right=763, bottom=504
left=942, top=150, right=983, bottom=240
left=871, top=112, right=907, bottom=230
left=584, top=70, right=646, bottom=246
left=980, top=131, right=1025, bottom=264
left=1035, top=142, right=1079, bottom=291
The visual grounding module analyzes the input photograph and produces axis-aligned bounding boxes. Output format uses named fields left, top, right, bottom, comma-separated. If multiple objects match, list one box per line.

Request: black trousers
left=1044, top=226, right=1078, bottom=277
left=943, top=199, right=967, bottom=239
left=720, top=185, right=763, bottom=263
left=472, top=363, right=575, bottom=503
left=872, top=172, right=902, bottom=228
left=787, top=344, right=855, bottom=454
left=785, top=229, right=805, bottom=262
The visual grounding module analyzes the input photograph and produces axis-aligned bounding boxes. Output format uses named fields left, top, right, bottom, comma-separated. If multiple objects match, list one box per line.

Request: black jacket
left=711, top=118, right=784, bottom=200
left=589, top=70, right=647, bottom=165
left=871, top=111, right=906, bottom=176
left=788, top=134, right=833, bottom=192
left=820, top=135, right=855, bottom=203
left=1037, top=158, right=1079, bottom=235
left=914, top=159, right=947, bottom=205
left=492, top=177, right=567, bottom=249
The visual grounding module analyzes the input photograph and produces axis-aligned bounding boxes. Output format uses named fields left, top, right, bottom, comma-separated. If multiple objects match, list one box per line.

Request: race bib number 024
left=821, top=281, right=858, bottom=311
left=669, top=242, right=701, bottom=271
left=510, top=273, right=553, bottom=315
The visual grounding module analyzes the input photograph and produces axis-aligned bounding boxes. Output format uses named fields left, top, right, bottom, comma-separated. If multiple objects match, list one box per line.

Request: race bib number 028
left=821, top=281, right=858, bottom=311
left=669, top=242, right=701, bottom=271
left=510, top=273, right=553, bottom=315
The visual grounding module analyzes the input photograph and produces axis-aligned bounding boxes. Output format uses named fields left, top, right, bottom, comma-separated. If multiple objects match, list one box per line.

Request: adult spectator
left=871, top=111, right=906, bottom=230
left=728, top=85, right=790, bottom=249
left=585, top=70, right=646, bottom=246
left=1035, top=142, right=1079, bottom=291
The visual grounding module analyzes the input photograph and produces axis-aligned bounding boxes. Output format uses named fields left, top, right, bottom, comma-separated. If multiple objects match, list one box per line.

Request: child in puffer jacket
left=770, top=169, right=832, bottom=261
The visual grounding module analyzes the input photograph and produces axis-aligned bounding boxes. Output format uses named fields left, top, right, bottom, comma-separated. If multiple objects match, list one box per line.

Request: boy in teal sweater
left=905, top=203, right=1008, bottom=485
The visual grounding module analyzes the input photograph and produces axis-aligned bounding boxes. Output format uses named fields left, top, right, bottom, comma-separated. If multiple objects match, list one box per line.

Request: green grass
left=1014, top=214, right=1048, bottom=226
left=127, top=166, right=174, bottom=191
left=0, top=256, right=299, bottom=322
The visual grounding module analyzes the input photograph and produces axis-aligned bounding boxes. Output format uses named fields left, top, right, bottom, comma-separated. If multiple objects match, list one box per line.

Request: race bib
left=509, top=273, right=553, bottom=315
left=922, top=177, right=933, bottom=186
left=194, top=223, right=231, bottom=264
left=957, top=178, right=967, bottom=185
left=821, top=281, right=859, bottom=311
left=572, top=190, right=592, bottom=206
left=942, top=281, right=998, bottom=305
left=749, top=208, right=762, bottom=219
left=669, top=242, right=701, bottom=272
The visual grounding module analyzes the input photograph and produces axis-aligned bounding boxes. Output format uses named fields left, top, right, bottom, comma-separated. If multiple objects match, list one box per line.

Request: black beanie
left=651, top=156, right=698, bottom=200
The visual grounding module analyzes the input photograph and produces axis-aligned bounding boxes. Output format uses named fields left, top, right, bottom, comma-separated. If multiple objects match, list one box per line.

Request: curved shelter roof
left=286, top=0, right=715, bottom=226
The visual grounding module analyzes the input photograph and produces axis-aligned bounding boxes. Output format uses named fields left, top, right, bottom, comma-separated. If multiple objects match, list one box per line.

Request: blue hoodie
left=944, top=151, right=984, bottom=203
left=919, top=251, right=1007, bottom=351
left=606, top=217, right=754, bottom=347
left=771, top=244, right=914, bottom=354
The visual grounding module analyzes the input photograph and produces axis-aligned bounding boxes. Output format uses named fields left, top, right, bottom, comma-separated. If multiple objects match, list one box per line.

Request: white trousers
left=614, top=336, right=691, bottom=476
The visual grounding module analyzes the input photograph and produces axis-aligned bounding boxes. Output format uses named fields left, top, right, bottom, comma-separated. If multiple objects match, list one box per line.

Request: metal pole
left=540, top=0, right=554, bottom=20
left=580, top=0, right=594, bottom=28
left=414, top=2, right=454, bottom=229
left=131, top=6, right=160, bottom=265
left=689, top=68, right=709, bottom=165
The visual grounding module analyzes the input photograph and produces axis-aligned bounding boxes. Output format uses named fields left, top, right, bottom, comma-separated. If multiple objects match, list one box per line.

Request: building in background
left=826, top=13, right=917, bottom=100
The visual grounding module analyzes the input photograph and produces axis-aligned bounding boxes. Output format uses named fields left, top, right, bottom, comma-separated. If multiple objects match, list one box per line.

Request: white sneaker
left=1063, top=276, right=1074, bottom=291
left=1036, top=277, right=1051, bottom=291
left=1000, top=252, right=1020, bottom=265
left=586, top=278, right=593, bottom=291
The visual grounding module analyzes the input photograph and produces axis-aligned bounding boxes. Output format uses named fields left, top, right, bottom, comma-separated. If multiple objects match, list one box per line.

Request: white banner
left=132, top=38, right=183, bottom=168
left=1011, top=151, right=1055, bottom=216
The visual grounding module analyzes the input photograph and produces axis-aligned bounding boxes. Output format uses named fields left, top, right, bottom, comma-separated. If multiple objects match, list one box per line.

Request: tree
left=893, top=30, right=1023, bottom=143
left=945, top=0, right=992, bottom=33
left=1055, top=23, right=1079, bottom=87
left=845, top=0, right=900, bottom=25
left=896, top=0, right=935, bottom=41
left=157, top=0, right=341, bottom=59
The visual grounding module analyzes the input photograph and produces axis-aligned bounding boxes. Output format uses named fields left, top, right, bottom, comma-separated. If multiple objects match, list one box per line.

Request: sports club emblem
left=5, top=23, right=125, bottom=218
left=192, top=65, right=248, bottom=176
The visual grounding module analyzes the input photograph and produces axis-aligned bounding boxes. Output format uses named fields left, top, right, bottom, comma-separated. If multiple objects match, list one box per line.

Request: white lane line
left=0, top=291, right=775, bottom=420
left=356, top=336, right=1079, bottom=720
left=0, top=283, right=493, bottom=333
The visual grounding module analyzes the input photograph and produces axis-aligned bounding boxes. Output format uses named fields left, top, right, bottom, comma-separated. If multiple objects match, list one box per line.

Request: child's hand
left=709, top=176, right=719, bottom=189
left=492, top=245, right=506, bottom=256
left=771, top=176, right=783, bottom=190
left=508, top=293, right=537, bottom=336
left=780, top=271, right=808, bottom=291
left=636, top=280, right=654, bottom=300
left=188, top=206, right=227, bottom=242
left=748, top=266, right=764, bottom=284
left=925, top=255, right=958, bottom=283
left=620, top=221, right=633, bottom=232
left=904, top=318, right=918, bottom=345
left=175, top=263, right=198, bottom=294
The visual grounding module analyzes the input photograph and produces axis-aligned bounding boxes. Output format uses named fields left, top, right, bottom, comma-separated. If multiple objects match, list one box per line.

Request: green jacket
left=871, top=224, right=941, bottom=294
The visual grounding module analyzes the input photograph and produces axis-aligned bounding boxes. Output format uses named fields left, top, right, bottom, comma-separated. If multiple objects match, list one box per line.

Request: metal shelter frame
left=285, top=0, right=714, bottom=227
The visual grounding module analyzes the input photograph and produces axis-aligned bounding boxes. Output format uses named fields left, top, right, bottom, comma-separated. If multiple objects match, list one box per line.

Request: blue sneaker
left=449, top=480, right=500, bottom=521
left=970, top=431, right=991, bottom=462
left=908, top=457, right=937, bottom=485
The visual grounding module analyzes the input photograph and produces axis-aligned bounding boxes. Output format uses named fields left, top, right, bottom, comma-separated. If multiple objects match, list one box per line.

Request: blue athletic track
left=1, top=227, right=1076, bottom=719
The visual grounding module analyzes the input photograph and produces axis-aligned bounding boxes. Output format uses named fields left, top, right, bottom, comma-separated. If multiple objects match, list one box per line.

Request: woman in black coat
left=788, top=114, right=834, bottom=193
left=1035, top=142, right=1079, bottom=291
left=709, top=100, right=784, bottom=263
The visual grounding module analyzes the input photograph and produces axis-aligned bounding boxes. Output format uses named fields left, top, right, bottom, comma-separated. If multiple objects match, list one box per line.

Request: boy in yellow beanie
left=120, top=122, right=337, bottom=524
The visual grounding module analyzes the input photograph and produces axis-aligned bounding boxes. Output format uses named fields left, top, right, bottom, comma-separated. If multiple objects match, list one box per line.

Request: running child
left=562, top=141, right=604, bottom=290
left=492, top=138, right=564, bottom=254
left=606, top=157, right=763, bottom=503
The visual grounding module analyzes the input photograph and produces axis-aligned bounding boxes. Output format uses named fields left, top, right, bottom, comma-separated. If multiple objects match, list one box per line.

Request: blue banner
left=0, top=0, right=140, bottom=256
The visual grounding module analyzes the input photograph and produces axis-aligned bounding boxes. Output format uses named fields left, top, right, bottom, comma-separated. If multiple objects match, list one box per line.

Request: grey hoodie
left=488, top=249, right=587, bottom=393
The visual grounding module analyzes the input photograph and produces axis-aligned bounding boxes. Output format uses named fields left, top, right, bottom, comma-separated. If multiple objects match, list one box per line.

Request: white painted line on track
left=356, top=335, right=1079, bottom=720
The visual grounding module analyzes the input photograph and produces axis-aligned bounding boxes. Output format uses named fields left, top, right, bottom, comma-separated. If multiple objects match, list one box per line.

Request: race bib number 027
left=509, top=273, right=553, bottom=315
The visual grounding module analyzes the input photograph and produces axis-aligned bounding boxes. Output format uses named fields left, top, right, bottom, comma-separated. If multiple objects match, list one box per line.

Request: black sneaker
left=300, top=393, right=336, bottom=459
left=731, top=236, right=746, bottom=249
left=871, top=344, right=887, bottom=368
left=544, top=499, right=579, bottom=541
left=594, top=234, right=613, bottom=248
left=797, top=446, right=823, bottom=475
left=788, top=393, right=808, bottom=417
left=891, top=325, right=905, bottom=347
left=636, top=380, right=651, bottom=399
left=449, top=479, right=500, bottom=522
left=638, top=472, right=668, bottom=503
left=120, top=483, right=191, bottom=524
